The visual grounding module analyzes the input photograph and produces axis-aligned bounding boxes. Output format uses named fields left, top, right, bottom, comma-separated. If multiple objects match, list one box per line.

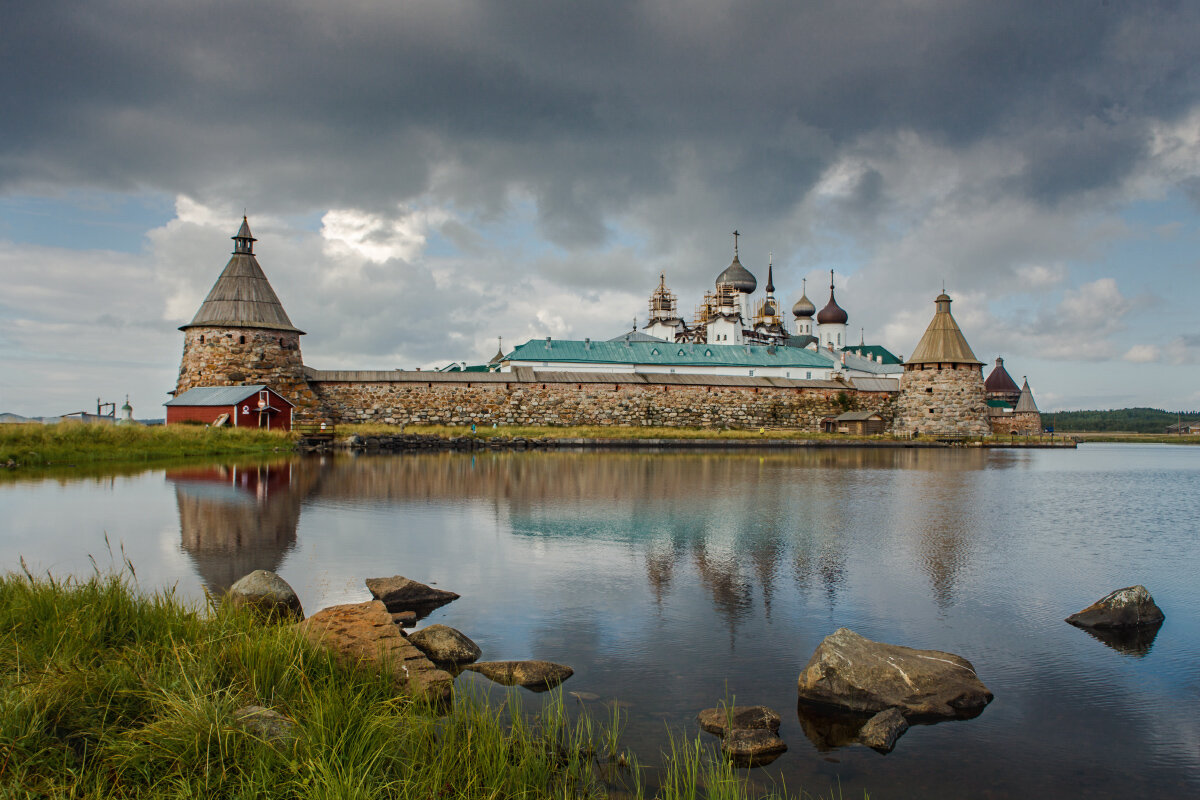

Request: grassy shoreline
left=0, top=423, right=291, bottom=469
left=0, top=573, right=803, bottom=799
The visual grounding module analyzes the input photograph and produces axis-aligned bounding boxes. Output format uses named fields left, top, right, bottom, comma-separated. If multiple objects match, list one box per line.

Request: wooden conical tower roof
left=181, top=218, right=304, bottom=334
left=1014, top=378, right=1039, bottom=412
left=906, top=293, right=981, bottom=365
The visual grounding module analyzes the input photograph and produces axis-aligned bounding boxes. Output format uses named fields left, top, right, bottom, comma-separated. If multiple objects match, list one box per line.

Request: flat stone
left=407, top=624, right=482, bottom=665
left=465, top=660, right=573, bottom=691
left=365, top=575, right=460, bottom=613
left=797, top=628, right=993, bottom=719
left=697, top=705, right=781, bottom=737
left=233, top=705, right=297, bottom=749
left=857, top=707, right=908, bottom=753
left=297, top=600, right=453, bottom=703
left=1066, top=585, right=1165, bottom=629
left=226, top=570, right=303, bottom=622
left=390, top=610, right=417, bottom=627
left=722, top=728, right=787, bottom=767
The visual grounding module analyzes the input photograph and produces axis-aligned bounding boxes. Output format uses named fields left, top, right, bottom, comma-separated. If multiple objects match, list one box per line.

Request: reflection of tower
left=170, top=461, right=318, bottom=594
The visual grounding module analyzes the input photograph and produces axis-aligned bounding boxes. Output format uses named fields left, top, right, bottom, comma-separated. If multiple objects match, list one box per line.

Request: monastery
left=168, top=219, right=1041, bottom=436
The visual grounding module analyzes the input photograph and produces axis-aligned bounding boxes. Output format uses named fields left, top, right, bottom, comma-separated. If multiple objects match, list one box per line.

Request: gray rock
left=226, top=570, right=303, bottom=621
left=233, top=705, right=297, bottom=749
left=465, top=660, right=573, bottom=691
left=697, top=705, right=781, bottom=737
left=857, top=707, right=908, bottom=753
left=1066, top=585, right=1165, bottom=629
left=797, top=628, right=993, bottom=719
left=365, top=575, right=459, bottom=613
left=407, top=624, right=482, bottom=665
left=722, top=728, right=787, bottom=767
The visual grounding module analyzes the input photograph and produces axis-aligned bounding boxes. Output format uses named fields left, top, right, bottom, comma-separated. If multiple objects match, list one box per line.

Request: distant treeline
left=1046, top=408, right=1199, bottom=432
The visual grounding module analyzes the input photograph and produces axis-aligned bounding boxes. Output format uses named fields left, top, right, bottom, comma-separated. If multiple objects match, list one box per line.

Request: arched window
left=239, top=335, right=246, bottom=344
left=199, top=335, right=205, bottom=344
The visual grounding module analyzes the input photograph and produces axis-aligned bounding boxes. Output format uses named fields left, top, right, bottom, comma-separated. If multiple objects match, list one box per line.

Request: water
left=3, top=445, right=1199, bottom=798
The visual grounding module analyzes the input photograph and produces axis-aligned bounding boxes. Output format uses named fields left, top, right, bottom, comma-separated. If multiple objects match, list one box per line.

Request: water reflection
left=1073, top=621, right=1163, bottom=657
left=169, top=462, right=308, bottom=593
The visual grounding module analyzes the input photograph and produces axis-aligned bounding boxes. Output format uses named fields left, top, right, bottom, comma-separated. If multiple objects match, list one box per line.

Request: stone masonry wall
left=310, top=380, right=895, bottom=432
left=176, top=327, right=321, bottom=420
left=989, top=411, right=1042, bottom=436
left=892, top=364, right=990, bottom=437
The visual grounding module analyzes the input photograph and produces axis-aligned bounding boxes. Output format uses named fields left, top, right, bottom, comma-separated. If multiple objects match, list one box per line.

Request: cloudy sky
left=2, top=0, right=1199, bottom=417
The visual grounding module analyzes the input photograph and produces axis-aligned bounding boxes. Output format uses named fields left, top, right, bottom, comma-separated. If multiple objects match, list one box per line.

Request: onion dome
left=792, top=278, right=816, bottom=318
left=762, top=300, right=776, bottom=316
left=816, top=270, right=848, bottom=324
left=716, top=254, right=757, bottom=293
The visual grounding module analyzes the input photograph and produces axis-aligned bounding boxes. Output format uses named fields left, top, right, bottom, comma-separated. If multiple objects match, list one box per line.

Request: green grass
left=0, top=571, right=809, bottom=799
left=0, top=423, right=291, bottom=469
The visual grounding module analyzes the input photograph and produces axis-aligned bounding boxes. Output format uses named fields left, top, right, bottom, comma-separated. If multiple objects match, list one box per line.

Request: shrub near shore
left=0, top=572, right=802, bottom=800
left=0, top=422, right=289, bottom=468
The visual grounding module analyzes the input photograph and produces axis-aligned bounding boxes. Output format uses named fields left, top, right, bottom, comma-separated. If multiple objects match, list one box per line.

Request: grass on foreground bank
left=0, top=423, right=290, bottom=468
left=0, top=572, right=813, bottom=800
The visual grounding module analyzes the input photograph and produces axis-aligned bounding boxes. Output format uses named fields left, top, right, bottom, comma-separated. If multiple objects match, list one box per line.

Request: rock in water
left=1066, top=585, right=1165, bottom=629
left=233, top=705, right=297, bottom=749
left=365, top=575, right=460, bottom=613
left=857, top=707, right=909, bottom=753
left=797, top=628, right=993, bottom=719
left=407, top=624, right=482, bottom=665
left=697, top=706, right=781, bottom=736
left=226, top=570, right=303, bottom=621
left=297, top=601, right=453, bottom=703
left=722, top=728, right=787, bottom=767
left=465, top=660, right=573, bottom=691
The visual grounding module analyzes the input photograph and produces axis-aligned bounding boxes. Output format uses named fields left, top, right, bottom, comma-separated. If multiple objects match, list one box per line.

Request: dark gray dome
left=716, top=255, right=757, bottom=293
left=792, top=293, right=815, bottom=318
left=762, top=301, right=776, bottom=316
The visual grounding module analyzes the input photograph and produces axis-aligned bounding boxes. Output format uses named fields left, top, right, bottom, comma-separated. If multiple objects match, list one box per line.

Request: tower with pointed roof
left=752, top=256, right=788, bottom=340
left=893, top=292, right=990, bottom=437
left=175, top=218, right=316, bottom=416
left=645, top=274, right=685, bottom=341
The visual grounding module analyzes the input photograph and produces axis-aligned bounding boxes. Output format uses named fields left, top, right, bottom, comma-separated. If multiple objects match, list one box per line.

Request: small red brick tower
left=175, top=218, right=317, bottom=417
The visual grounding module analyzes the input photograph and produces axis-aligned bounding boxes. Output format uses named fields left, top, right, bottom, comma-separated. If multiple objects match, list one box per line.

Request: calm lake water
left=3, top=445, right=1199, bottom=798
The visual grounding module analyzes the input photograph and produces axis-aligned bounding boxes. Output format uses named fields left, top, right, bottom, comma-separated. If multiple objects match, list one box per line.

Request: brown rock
left=226, top=570, right=303, bottom=622
left=365, top=575, right=460, bottom=613
left=857, top=707, right=908, bottom=753
left=390, top=610, right=417, bottom=628
left=797, top=628, right=993, bottom=719
left=407, top=624, right=482, bottom=665
left=722, top=728, right=787, bottom=767
left=233, top=705, right=297, bottom=749
left=1066, top=585, right=1165, bottom=629
left=697, top=705, right=781, bottom=737
left=465, top=660, right=573, bottom=691
left=297, top=600, right=453, bottom=702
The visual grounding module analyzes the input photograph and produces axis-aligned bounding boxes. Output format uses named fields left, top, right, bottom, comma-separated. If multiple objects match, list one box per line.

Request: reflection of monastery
left=169, top=220, right=1041, bottom=436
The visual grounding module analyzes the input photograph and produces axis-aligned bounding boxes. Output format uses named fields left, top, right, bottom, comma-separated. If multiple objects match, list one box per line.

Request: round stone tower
left=893, top=293, right=990, bottom=437
left=175, top=218, right=317, bottom=417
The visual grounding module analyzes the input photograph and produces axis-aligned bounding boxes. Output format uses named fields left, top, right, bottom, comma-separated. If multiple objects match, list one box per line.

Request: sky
left=2, top=0, right=1199, bottom=417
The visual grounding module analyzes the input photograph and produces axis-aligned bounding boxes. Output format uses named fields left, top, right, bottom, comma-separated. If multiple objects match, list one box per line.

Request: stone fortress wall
left=310, top=377, right=896, bottom=431
left=987, top=411, right=1042, bottom=436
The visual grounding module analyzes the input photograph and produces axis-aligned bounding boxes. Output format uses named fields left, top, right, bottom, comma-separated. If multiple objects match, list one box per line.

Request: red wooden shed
left=165, top=385, right=294, bottom=431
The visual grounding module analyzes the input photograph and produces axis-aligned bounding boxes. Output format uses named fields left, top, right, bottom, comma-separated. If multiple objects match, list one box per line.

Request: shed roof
left=165, top=385, right=294, bottom=407
left=905, top=293, right=982, bottom=365
left=834, top=411, right=882, bottom=421
left=181, top=220, right=304, bottom=334
left=505, top=338, right=833, bottom=369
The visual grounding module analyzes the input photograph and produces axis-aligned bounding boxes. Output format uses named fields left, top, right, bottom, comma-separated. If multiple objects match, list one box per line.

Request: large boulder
left=297, top=600, right=453, bottom=703
left=226, top=570, right=303, bottom=621
left=857, top=707, right=908, bottom=753
left=465, top=660, right=573, bottom=691
left=722, top=728, right=787, bottom=767
left=407, top=624, right=482, bottom=665
left=365, top=575, right=460, bottom=613
left=1066, top=585, right=1165, bottom=629
left=697, top=706, right=781, bottom=737
left=797, top=628, right=993, bottom=719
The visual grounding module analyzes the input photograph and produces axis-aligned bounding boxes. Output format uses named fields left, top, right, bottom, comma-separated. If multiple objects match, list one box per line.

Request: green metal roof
left=841, top=344, right=903, bottom=365
left=986, top=398, right=1014, bottom=409
left=506, top=339, right=834, bottom=369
